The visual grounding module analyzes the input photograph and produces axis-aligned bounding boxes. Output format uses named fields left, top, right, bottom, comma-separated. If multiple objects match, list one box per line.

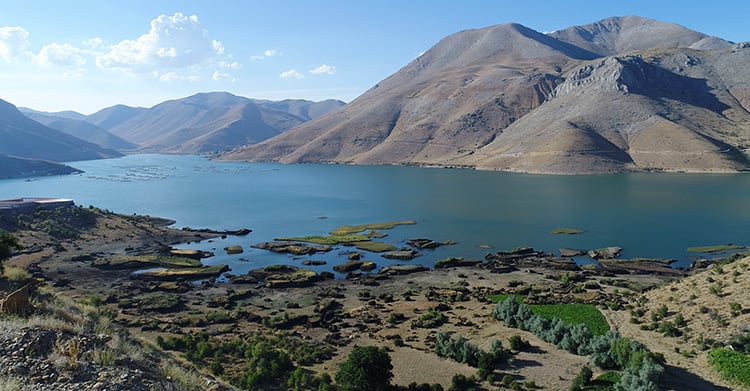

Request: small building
left=0, top=197, right=75, bottom=216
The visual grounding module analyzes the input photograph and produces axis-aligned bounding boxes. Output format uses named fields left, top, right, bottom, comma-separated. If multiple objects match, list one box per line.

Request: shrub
left=336, top=346, right=393, bottom=391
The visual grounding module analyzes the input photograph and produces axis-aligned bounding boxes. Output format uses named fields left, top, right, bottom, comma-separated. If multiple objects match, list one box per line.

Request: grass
left=489, top=295, right=609, bottom=335
left=353, top=241, right=397, bottom=253
left=0, top=376, right=23, bottom=391
left=687, top=244, right=745, bottom=253
left=275, top=234, right=370, bottom=245
left=330, top=220, right=416, bottom=235
left=709, top=348, right=750, bottom=387
left=551, top=227, right=585, bottom=235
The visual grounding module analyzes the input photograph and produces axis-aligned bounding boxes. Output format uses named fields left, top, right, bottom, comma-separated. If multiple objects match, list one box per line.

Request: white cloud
left=219, top=60, right=240, bottom=70
left=82, top=37, right=104, bottom=50
left=280, top=69, right=304, bottom=79
left=309, top=64, right=336, bottom=75
left=158, top=71, right=200, bottom=82
left=96, top=13, right=225, bottom=72
left=212, top=70, right=234, bottom=81
left=34, top=42, right=86, bottom=67
left=251, top=49, right=282, bottom=61
left=0, top=26, right=30, bottom=62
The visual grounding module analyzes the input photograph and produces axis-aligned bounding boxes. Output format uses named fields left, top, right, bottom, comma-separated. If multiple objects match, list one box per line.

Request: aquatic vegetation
left=274, top=234, right=370, bottom=245
left=550, top=227, right=585, bottom=235
left=687, top=244, right=745, bottom=253
left=330, top=221, right=416, bottom=235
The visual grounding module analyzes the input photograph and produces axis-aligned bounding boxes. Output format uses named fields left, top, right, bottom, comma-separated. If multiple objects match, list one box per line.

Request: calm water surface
left=1, top=154, right=748, bottom=274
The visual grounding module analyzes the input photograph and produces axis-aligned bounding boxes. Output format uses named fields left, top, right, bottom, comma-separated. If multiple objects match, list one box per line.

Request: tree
left=0, top=231, right=21, bottom=272
left=335, top=346, right=393, bottom=391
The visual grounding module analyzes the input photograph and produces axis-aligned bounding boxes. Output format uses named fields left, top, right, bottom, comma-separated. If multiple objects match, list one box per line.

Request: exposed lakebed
left=1, top=154, right=748, bottom=275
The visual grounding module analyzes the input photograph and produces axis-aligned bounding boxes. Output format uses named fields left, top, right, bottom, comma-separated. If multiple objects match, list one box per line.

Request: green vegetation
left=709, top=348, right=750, bottom=387
left=331, top=221, right=416, bottom=235
left=353, top=241, right=397, bottom=253
left=687, top=244, right=745, bottom=253
left=489, top=296, right=609, bottom=336
left=335, top=346, right=393, bottom=391
left=435, top=332, right=510, bottom=380
left=551, top=227, right=585, bottom=235
left=411, top=307, right=447, bottom=328
left=13, top=206, right=97, bottom=239
left=0, top=231, right=21, bottom=271
left=493, top=298, right=663, bottom=391
left=274, top=234, right=371, bottom=245
left=158, top=331, right=334, bottom=390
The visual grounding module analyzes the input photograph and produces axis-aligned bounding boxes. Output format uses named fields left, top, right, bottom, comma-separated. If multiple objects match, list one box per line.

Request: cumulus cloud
left=158, top=71, right=199, bottom=82
left=219, top=60, right=240, bottom=70
left=34, top=42, right=86, bottom=67
left=82, top=37, right=104, bottom=50
left=0, top=26, right=30, bottom=62
left=309, top=64, right=336, bottom=75
left=280, top=69, right=304, bottom=79
left=96, top=13, right=225, bottom=72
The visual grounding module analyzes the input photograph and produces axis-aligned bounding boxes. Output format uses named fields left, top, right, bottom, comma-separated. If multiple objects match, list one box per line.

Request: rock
left=333, top=260, right=364, bottom=273
left=434, top=257, right=482, bottom=268
left=348, top=252, right=362, bottom=260
left=245, top=265, right=322, bottom=288
left=252, top=241, right=332, bottom=255
left=224, top=245, right=243, bottom=254
left=598, top=259, right=683, bottom=276
left=588, top=246, right=622, bottom=259
left=301, top=260, right=327, bottom=266
left=559, top=248, right=587, bottom=257
left=382, top=249, right=421, bottom=260
left=406, top=238, right=442, bottom=249
left=360, top=261, right=377, bottom=271
left=379, top=264, right=429, bottom=275
left=168, top=248, right=214, bottom=259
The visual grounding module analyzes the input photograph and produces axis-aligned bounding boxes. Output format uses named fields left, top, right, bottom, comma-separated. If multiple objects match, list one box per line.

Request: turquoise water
left=1, top=154, right=748, bottom=274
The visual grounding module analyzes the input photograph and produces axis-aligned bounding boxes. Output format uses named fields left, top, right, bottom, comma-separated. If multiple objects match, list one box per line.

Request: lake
left=1, top=154, right=748, bottom=275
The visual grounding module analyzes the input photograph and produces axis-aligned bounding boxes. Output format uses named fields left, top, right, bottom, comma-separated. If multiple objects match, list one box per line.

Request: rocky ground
left=1, top=207, right=747, bottom=390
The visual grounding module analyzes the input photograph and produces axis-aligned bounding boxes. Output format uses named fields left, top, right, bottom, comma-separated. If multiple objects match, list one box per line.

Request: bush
left=448, top=374, right=477, bottom=391
left=335, top=346, right=393, bottom=391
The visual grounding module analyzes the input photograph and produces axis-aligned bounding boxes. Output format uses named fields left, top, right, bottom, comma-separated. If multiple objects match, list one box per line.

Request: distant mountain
left=0, top=99, right=122, bottom=162
left=19, top=107, right=86, bottom=121
left=105, top=92, right=345, bottom=154
left=85, top=104, right=149, bottom=130
left=0, top=155, right=82, bottom=179
left=220, top=16, right=750, bottom=174
left=25, top=113, right=137, bottom=150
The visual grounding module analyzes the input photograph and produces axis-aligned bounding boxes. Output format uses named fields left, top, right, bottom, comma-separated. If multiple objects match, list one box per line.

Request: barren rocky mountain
left=0, top=99, right=122, bottom=162
left=103, top=92, right=344, bottom=154
left=24, top=113, right=137, bottom=151
left=221, top=16, right=750, bottom=174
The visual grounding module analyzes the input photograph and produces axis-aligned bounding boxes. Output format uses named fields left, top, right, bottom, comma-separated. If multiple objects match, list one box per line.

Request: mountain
left=0, top=99, right=122, bottom=162
left=85, top=104, right=149, bottom=130
left=0, top=155, right=82, bottom=179
left=19, top=107, right=86, bottom=121
left=24, top=113, right=137, bottom=150
left=220, top=16, right=750, bottom=174
left=105, top=92, right=345, bottom=154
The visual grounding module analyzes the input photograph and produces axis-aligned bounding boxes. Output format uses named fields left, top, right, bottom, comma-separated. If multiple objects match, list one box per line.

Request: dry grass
left=0, top=375, right=23, bottom=391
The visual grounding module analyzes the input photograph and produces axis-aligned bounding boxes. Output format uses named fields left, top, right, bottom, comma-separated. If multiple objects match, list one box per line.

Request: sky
left=1, top=0, right=748, bottom=114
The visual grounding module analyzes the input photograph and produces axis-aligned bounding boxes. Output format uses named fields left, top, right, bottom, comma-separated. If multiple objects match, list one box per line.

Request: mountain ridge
left=220, top=16, right=749, bottom=174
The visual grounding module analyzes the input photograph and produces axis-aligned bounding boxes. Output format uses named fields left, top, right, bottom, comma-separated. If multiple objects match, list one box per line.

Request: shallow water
left=1, top=154, right=748, bottom=274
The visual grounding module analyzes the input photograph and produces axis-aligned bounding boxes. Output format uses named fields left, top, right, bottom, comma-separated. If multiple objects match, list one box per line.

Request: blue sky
left=1, top=0, right=748, bottom=114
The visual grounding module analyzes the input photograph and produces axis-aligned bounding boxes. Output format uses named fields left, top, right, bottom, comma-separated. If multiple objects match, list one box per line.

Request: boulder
left=252, top=241, right=332, bottom=255
left=559, top=248, right=587, bottom=257
left=434, top=257, right=483, bottom=268
left=333, top=260, right=364, bottom=273
left=382, top=249, right=421, bottom=260
left=588, top=247, right=622, bottom=259
left=379, top=264, right=429, bottom=275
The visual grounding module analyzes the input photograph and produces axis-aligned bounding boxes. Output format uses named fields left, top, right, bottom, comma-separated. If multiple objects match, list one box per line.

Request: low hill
left=220, top=16, right=750, bottom=174
left=84, top=104, right=149, bottom=130
left=0, top=155, right=82, bottom=179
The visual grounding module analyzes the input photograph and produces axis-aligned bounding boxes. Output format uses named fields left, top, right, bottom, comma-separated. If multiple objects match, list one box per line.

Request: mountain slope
left=0, top=99, right=122, bottom=162
left=25, top=113, right=137, bottom=150
left=220, top=16, right=750, bottom=174
left=106, top=92, right=343, bottom=153
left=85, top=104, right=149, bottom=130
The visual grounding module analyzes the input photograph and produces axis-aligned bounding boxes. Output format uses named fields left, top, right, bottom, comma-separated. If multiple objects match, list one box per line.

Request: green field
left=330, top=221, right=416, bottom=235
left=709, top=348, right=750, bottom=387
left=489, top=295, right=609, bottom=335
